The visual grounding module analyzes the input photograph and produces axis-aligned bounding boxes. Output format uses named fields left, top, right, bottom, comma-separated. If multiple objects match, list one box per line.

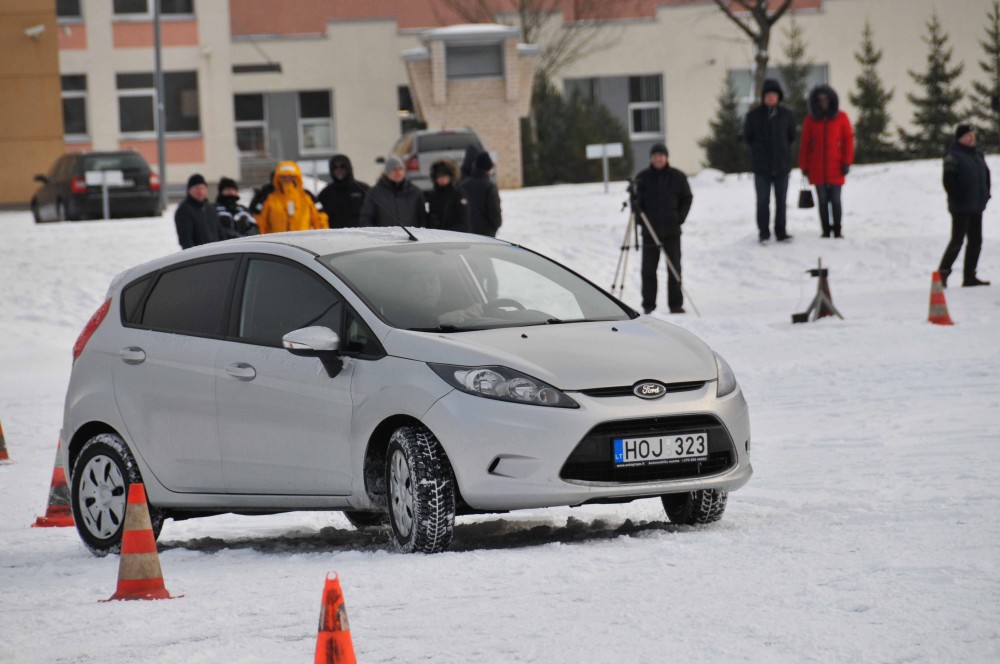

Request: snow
left=2, top=159, right=999, bottom=663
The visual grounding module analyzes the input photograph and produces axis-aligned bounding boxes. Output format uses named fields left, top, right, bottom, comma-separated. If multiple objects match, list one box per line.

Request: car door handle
left=118, top=347, right=146, bottom=365
left=225, top=363, right=257, bottom=381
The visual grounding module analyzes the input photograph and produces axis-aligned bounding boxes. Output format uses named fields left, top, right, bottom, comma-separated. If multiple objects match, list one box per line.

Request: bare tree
left=712, top=0, right=795, bottom=101
left=434, top=0, right=626, bottom=79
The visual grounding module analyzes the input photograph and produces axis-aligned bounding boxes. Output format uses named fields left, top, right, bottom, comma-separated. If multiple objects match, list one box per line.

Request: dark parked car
left=31, top=151, right=162, bottom=223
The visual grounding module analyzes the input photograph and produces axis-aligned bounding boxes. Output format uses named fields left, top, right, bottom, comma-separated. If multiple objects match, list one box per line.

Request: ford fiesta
left=62, top=229, right=752, bottom=555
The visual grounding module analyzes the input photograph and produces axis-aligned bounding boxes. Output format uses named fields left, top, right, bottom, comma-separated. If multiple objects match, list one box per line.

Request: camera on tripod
left=621, top=178, right=640, bottom=212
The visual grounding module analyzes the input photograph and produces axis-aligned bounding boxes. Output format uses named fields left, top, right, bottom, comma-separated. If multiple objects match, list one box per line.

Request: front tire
left=385, top=425, right=455, bottom=553
left=661, top=489, right=728, bottom=525
left=70, top=433, right=163, bottom=557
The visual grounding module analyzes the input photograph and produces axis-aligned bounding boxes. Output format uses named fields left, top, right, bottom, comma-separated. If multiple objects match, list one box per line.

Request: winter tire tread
left=662, top=489, right=728, bottom=525
left=386, top=424, right=456, bottom=553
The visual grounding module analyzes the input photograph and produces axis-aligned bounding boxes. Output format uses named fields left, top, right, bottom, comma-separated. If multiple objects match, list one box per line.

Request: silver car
left=62, top=229, right=752, bottom=555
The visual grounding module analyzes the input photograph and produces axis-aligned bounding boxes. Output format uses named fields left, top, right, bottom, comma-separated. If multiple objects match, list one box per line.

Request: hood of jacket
left=272, top=161, right=304, bottom=193
left=431, top=159, right=458, bottom=188
left=328, top=153, right=356, bottom=183
left=761, top=78, right=785, bottom=103
left=808, top=84, right=840, bottom=120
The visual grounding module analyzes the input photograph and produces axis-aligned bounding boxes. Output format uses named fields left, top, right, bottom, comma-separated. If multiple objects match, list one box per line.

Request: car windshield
left=321, top=243, right=632, bottom=332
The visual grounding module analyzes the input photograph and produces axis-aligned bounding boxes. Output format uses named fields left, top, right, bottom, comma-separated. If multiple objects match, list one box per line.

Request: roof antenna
left=347, top=167, right=419, bottom=241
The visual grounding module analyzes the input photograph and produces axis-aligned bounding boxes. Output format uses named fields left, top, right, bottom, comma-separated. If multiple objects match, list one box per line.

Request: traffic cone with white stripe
left=0, top=419, right=9, bottom=462
left=32, top=441, right=73, bottom=527
left=102, top=483, right=176, bottom=601
left=928, top=271, right=954, bottom=325
left=315, top=573, right=357, bottom=664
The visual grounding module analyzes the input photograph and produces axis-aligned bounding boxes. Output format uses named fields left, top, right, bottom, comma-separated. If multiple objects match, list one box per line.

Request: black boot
left=963, top=276, right=991, bottom=287
left=940, top=270, right=950, bottom=288
left=833, top=227, right=843, bottom=238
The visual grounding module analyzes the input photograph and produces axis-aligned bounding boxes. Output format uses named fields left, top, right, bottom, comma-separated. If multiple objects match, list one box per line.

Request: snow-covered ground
left=1, top=159, right=998, bottom=663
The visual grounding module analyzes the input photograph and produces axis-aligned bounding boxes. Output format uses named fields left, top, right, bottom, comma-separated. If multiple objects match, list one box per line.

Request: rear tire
left=385, top=425, right=455, bottom=553
left=343, top=510, right=389, bottom=530
left=55, top=200, right=67, bottom=222
left=31, top=200, right=43, bottom=223
left=70, top=433, right=163, bottom=557
left=661, top=489, right=728, bottom=525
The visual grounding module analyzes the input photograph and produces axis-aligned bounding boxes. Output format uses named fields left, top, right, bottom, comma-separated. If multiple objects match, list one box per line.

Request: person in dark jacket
left=359, top=156, right=427, bottom=228
left=459, top=151, right=501, bottom=237
left=215, top=177, right=259, bottom=239
left=317, top=154, right=370, bottom=228
left=939, top=124, right=991, bottom=287
left=460, top=144, right=479, bottom=179
left=799, top=84, right=854, bottom=238
left=426, top=160, right=469, bottom=232
left=744, top=78, right=797, bottom=243
left=248, top=172, right=274, bottom=216
left=633, top=143, right=694, bottom=314
left=174, top=173, right=221, bottom=249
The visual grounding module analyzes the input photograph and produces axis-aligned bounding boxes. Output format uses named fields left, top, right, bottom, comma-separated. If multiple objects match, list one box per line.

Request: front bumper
left=420, top=382, right=752, bottom=511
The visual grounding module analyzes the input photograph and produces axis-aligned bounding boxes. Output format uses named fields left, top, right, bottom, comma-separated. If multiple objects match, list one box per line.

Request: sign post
left=85, top=170, right=125, bottom=220
left=585, top=143, right=624, bottom=193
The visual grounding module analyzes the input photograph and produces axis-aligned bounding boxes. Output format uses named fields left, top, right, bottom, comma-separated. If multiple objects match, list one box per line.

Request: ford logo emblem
left=633, top=381, right=667, bottom=399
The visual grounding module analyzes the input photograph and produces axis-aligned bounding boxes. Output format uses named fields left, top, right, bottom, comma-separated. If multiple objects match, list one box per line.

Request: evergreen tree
left=849, top=20, right=900, bottom=163
left=778, top=16, right=811, bottom=161
left=521, top=75, right=633, bottom=186
left=699, top=80, right=751, bottom=173
left=899, top=12, right=965, bottom=159
left=969, top=0, right=1000, bottom=153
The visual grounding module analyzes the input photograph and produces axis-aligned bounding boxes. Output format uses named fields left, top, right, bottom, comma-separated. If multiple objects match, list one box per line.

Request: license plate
left=613, top=432, right=708, bottom=467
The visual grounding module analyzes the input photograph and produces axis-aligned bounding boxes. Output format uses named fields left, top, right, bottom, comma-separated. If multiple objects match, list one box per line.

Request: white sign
left=585, top=143, right=624, bottom=159
left=85, top=170, right=126, bottom=187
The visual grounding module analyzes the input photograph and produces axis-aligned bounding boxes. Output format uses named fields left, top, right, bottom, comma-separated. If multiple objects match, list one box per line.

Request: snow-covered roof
left=420, top=23, right=520, bottom=44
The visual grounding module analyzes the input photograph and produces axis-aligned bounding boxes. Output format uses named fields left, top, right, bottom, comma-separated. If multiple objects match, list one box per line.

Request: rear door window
left=139, top=259, right=237, bottom=336
left=417, top=133, right=481, bottom=153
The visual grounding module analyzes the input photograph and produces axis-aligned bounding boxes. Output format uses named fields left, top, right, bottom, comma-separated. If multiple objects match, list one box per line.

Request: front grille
left=560, top=414, right=736, bottom=483
left=578, top=381, right=706, bottom=398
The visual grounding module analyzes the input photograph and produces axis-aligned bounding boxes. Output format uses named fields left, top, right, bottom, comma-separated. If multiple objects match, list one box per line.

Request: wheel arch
left=67, top=421, right=121, bottom=478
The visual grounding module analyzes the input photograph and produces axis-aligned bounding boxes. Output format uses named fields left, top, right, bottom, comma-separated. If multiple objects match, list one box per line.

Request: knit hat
left=218, top=177, right=238, bottom=194
left=761, top=78, right=784, bottom=102
left=187, top=173, right=207, bottom=189
left=955, top=124, right=974, bottom=141
left=475, top=151, right=494, bottom=172
left=649, top=143, right=669, bottom=157
left=384, top=155, right=404, bottom=173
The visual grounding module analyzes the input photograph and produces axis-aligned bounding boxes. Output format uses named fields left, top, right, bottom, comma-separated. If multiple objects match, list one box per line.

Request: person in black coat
left=744, top=78, right=797, bottom=243
left=359, top=156, right=427, bottom=228
left=174, top=173, right=221, bottom=249
left=633, top=143, right=693, bottom=314
left=426, top=160, right=469, bottom=232
left=939, top=124, right=991, bottom=287
left=317, top=154, right=370, bottom=228
left=459, top=151, right=502, bottom=237
left=215, top=177, right=259, bottom=239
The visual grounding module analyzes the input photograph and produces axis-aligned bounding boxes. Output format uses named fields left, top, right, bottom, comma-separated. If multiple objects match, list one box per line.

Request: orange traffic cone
left=32, top=442, right=73, bottom=527
left=929, top=271, right=954, bottom=325
left=102, top=483, right=176, bottom=601
left=0, top=419, right=9, bottom=462
left=315, top=573, right=357, bottom=664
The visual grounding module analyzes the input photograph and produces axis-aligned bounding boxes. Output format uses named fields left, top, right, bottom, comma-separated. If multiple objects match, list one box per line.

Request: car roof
left=238, top=228, right=505, bottom=256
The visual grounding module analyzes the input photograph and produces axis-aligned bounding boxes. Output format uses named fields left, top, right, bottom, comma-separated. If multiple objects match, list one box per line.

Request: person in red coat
left=799, top=84, right=855, bottom=238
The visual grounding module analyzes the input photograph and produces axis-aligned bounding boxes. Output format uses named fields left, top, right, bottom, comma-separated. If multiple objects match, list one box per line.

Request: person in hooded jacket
left=215, top=177, right=259, bottom=239
left=938, top=124, right=991, bottom=288
left=317, top=154, right=370, bottom=228
left=359, top=156, right=428, bottom=228
left=744, top=78, right=797, bottom=243
left=254, top=161, right=328, bottom=234
left=459, top=151, right=501, bottom=237
left=799, top=84, right=855, bottom=238
left=426, top=160, right=469, bottom=232
left=460, top=144, right=479, bottom=179
left=174, top=173, right=221, bottom=249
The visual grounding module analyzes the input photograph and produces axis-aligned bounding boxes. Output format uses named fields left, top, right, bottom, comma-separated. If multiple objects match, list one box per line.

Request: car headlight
left=428, top=363, right=579, bottom=408
left=714, top=352, right=738, bottom=398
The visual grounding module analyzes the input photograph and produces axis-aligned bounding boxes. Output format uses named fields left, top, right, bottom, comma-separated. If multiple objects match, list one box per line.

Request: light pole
left=153, top=0, right=167, bottom=213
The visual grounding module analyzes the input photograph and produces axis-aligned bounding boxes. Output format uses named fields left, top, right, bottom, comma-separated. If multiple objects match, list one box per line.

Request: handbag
left=797, top=178, right=815, bottom=209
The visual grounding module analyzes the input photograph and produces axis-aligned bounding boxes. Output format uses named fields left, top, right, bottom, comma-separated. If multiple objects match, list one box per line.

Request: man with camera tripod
left=633, top=143, right=693, bottom=314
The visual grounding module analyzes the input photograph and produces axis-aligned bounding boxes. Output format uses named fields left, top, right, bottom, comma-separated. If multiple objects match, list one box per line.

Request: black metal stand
left=792, top=258, right=844, bottom=323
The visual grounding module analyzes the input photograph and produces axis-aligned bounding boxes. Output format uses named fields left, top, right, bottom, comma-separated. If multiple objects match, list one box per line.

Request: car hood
left=382, top=319, right=717, bottom=391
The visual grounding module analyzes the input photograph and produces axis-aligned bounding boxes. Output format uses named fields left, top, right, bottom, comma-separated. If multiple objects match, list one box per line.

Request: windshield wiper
left=407, top=324, right=460, bottom=333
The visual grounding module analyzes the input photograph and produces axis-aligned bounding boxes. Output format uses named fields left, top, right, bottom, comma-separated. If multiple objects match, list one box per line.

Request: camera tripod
left=611, top=197, right=701, bottom=317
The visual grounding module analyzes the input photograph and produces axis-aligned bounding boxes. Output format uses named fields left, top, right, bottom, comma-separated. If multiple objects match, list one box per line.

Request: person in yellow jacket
left=254, top=161, right=329, bottom=233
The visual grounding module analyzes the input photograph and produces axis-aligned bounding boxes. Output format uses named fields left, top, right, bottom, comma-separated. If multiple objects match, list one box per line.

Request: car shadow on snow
left=158, top=516, right=687, bottom=555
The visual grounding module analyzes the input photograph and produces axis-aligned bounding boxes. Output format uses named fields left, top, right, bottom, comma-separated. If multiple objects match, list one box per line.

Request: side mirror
left=375, top=156, right=385, bottom=164
left=283, top=326, right=343, bottom=378
left=34, top=174, right=48, bottom=184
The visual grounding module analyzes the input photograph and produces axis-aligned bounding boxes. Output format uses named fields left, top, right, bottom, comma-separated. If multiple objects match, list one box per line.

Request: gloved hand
left=842, top=164, right=850, bottom=176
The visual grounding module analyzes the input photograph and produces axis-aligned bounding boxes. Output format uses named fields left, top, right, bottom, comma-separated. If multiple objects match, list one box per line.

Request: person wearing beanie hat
left=359, top=154, right=427, bottom=228
left=215, top=176, right=259, bottom=239
left=632, top=142, right=693, bottom=314
left=318, top=154, right=370, bottom=228
left=744, top=78, right=797, bottom=243
left=938, top=124, right=991, bottom=287
left=174, top=172, right=221, bottom=248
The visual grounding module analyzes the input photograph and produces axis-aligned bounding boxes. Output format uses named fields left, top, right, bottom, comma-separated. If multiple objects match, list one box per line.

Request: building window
left=61, top=75, right=88, bottom=138
left=234, top=93, right=267, bottom=156
left=397, top=85, right=424, bottom=134
left=57, top=0, right=83, bottom=20
left=117, top=71, right=200, bottom=135
left=446, top=44, right=504, bottom=80
left=628, top=75, right=663, bottom=139
left=298, top=90, right=334, bottom=154
left=113, top=0, right=194, bottom=18
left=728, top=65, right=830, bottom=117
